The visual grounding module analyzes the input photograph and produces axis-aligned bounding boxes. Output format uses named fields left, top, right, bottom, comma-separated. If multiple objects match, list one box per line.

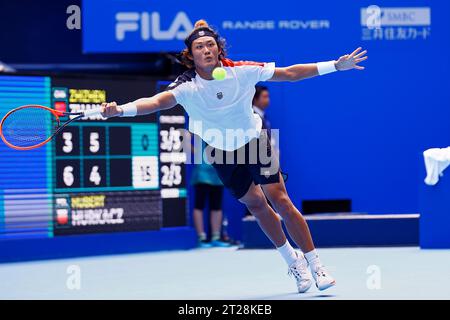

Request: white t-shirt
left=167, top=58, right=276, bottom=151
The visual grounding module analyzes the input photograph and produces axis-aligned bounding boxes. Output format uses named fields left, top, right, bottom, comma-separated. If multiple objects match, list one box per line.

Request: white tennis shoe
left=312, top=265, right=336, bottom=291
left=288, top=253, right=313, bottom=293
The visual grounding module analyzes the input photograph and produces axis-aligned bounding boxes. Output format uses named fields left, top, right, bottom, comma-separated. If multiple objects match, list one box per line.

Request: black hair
left=253, top=85, right=269, bottom=104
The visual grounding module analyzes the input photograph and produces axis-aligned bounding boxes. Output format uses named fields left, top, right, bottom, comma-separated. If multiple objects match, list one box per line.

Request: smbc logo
left=116, top=11, right=193, bottom=41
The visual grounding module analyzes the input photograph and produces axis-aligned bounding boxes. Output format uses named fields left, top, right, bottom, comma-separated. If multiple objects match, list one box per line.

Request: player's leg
left=238, top=182, right=313, bottom=293
left=238, top=182, right=286, bottom=247
left=208, top=144, right=287, bottom=248
left=249, top=129, right=332, bottom=290
left=193, top=184, right=211, bottom=248
left=261, top=175, right=336, bottom=290
left=261, top=175, right=315, bottom=253
left=209, top=143, right=311, bottom=292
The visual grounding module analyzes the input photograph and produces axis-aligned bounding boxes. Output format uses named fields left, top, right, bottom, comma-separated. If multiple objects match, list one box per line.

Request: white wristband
left=119, top=102, right=137, bottom=117
left=317, top=61, right=337, bottom=75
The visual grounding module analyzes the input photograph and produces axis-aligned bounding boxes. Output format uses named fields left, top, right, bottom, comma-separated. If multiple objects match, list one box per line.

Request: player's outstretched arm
left=269, top=47, right=368, bottom=82
left=100, top=91, right=178, bottom=118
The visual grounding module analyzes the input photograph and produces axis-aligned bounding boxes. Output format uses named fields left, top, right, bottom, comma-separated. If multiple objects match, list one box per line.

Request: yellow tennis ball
left=212, top=67, right=226, bottom=81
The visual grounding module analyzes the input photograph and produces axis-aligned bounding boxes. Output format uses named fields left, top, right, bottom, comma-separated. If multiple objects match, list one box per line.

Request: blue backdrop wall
left=261, top=1, right=450, bottom=215
left=175, top=1, right=449, bottom=240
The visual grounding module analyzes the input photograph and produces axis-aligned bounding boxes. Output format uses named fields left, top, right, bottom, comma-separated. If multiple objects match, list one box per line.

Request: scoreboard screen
left=0, top=75, right=187, bottom=240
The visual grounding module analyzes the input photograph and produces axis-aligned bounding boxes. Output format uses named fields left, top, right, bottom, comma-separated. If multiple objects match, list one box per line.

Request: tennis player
left=101, top=20, right=367, bottom=293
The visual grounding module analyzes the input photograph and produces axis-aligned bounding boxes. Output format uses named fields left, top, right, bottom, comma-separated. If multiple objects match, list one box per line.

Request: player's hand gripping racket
left=0, top=105, right=102, bottom=150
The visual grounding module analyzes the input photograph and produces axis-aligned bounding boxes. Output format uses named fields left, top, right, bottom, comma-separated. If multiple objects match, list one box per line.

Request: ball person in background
left=101, top=20, right=367, bottom=293
left=191, top=139, right=230, bottom=248
left=252, top=86, right=272, bottom=139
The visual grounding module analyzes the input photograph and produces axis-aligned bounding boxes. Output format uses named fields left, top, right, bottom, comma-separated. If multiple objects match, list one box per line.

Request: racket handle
left=83, top=107, right=103, bottom=117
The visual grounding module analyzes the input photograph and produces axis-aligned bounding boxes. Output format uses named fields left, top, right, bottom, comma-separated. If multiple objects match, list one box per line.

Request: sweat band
left=317, top=61, right=337, bottom=75
left=119, top=102, right=137, bottom=117
left=185, top=27, right=219, bottom=49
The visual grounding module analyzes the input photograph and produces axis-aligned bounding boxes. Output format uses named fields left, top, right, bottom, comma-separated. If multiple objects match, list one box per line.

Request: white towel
left=423, top=147, right=450, bottom=186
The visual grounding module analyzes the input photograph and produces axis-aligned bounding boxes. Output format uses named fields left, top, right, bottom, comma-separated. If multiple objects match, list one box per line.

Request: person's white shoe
left=288, top=254, right=313, bottom=293
left=312, top=265, right=336, bottom=291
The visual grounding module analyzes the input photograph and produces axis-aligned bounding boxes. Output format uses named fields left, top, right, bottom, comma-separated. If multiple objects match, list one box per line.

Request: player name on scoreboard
left=54, top=191, right=162, bottom=235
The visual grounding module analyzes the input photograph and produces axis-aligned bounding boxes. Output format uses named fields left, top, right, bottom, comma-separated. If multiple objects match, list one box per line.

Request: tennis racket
left=0, top=105, right=103, bottom=150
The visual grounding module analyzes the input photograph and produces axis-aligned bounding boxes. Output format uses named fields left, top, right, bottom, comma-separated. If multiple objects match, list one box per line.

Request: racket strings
left=1, top=108, right=57, bottom=148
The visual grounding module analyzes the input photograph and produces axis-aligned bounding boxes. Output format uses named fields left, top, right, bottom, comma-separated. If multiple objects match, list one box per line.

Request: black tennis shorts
left=205, top=130, right=281, bottom=199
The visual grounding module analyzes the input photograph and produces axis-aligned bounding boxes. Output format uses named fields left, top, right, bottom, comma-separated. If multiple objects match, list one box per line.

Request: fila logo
left=116, top=11, right=193, bottom=41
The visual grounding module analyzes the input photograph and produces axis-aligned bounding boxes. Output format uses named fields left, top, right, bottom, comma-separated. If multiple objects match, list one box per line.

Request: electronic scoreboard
left=0, top=74, right=187, bottom=240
